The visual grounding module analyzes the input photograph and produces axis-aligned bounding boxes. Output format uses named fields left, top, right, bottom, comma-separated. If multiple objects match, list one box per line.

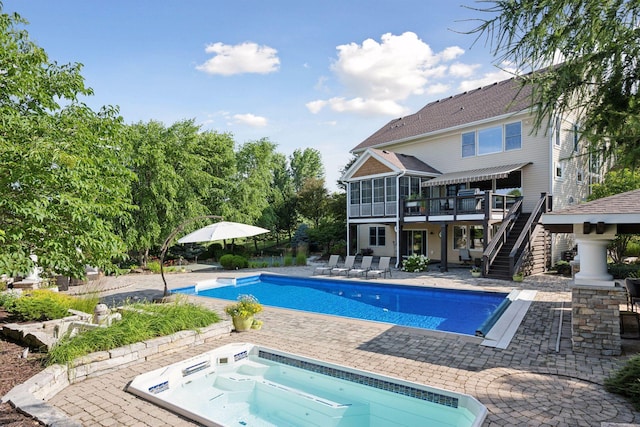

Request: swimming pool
left=172, top=273, right=511, bottom=336
left=128, top=342, right=488, bottom=427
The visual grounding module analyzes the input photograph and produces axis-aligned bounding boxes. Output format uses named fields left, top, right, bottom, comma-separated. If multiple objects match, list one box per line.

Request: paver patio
left=45, top=266, right=640, bottom=426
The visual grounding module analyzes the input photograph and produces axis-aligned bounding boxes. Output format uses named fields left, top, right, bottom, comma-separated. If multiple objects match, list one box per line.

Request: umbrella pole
left=158, top=215, right=223, bottom=298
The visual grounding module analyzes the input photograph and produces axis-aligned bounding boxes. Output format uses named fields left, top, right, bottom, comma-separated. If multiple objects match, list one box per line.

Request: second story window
left=373, top=178, right=384, bottom=203
left=385, top=177, right=396, bottom=202
left=478, top=126, right=503, bottom=155
left=350, top=182, right=360, bottom=205
left=462, top=132, right=475, bottom=158
left=505, top=122, right=522, bottom=151
left=461, top=121, right=522, bottom=157
left=361, top=180, right=372, bottom=204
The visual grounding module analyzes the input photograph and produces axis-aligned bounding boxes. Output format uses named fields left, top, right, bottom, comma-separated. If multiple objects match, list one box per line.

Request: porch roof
left=421, top=162, right=531, bottom=187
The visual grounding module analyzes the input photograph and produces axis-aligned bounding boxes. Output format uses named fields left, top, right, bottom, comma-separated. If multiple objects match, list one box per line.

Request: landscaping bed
left=0, top=309, right=45, bottom=426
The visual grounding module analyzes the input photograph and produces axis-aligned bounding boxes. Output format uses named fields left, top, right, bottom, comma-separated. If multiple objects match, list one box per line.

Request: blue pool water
left=173, top=274, right=509, bottom=335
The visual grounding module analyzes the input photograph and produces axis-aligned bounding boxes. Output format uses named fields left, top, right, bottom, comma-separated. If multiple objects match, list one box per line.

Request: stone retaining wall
left=572, top=284, right=625, bottom=356
left=2, top=321, right=231, bottom=427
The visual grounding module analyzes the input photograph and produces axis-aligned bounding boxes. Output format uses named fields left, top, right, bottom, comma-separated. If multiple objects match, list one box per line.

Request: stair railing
left=509, top=193, right=551, bottom=277
left=482, top=197, right=523, bottom=275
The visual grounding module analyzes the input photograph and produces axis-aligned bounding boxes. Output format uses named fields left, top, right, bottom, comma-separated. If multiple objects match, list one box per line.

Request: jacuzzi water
left=172, top=273, right=511, bottom=336
left=128, top=343, right=488, bottom=427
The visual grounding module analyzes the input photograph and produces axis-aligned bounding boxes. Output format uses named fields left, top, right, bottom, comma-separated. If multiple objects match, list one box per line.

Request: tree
left=587, top=168, right=640, bottom=263
left=227, top=138, right=277, bottom=249
left=270, top=153, right=298, bottom=243
left=0, top=9, right=134, bottom=278
left=470, top=0, right=640, bottom=167
left=290, top=148, right=324, bottom=192
left=297, top=178, right=328, bottom=228
left=124, top=120, right=220, bottom=266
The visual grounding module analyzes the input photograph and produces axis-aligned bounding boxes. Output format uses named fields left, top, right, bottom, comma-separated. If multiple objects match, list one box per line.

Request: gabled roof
left=542, top=189, right=640, bottom=234
left=372, top=148, right=441, bottom=175
left=543, top=189, right=640, bottom=218
left=352, top=76, right=533, bottom=152
left=341, top=148, right=440, bottom=181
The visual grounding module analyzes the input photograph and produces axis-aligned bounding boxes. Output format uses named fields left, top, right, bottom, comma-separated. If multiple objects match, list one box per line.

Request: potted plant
left=470, top=266, right=482, bottom=278
left=224, top=294, right=263, bottom=332
left=512, top=272, right=524, bottom=282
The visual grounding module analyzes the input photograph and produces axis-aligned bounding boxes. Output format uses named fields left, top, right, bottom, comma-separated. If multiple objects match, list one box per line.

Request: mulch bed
left=0, top=309, right=47, bottom=426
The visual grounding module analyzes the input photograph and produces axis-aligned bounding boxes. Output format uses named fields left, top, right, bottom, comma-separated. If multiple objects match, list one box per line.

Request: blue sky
left=5, top=1, right=514, bottom=192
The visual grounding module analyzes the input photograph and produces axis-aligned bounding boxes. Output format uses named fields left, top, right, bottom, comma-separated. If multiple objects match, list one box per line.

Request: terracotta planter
left=232, top=316, right=254, bottom=332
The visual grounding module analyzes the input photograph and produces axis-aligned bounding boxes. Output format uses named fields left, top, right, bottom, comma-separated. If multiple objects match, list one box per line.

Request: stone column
left=570, top=223, right=621, bottom=355
left=572, top=284, right=624, bottom=356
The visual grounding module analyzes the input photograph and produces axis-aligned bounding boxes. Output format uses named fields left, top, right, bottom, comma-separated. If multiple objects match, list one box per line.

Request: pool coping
left=481, top=289, right=537, bottom=348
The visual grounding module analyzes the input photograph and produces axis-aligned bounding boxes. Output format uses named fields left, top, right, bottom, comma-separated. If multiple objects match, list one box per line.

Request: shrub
left=6, top=290, right=99, bottom=321
left=295, top=252, right=307, bottom=266
left=402, top=254, right=430, bottom=272
left=219, top=254, right=248, bottom=269
left=609, top=263, right=640, bottom=279
left=233, top=255, right=248, bottom=269
left=146, top=260, right=162, bottom=273
left=46, top=300, right=220, bottom=365
left=605, top=355, right=640, bottom=410
left=553, top=260, right=572, bottom=276
left=283, top=255, right=293, bottom=266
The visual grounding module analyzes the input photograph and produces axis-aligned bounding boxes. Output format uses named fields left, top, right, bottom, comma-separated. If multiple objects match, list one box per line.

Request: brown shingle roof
left=371, top=148, right=441, bottom=175
left=352, top=76, right=533, bottom=152
left=549, top=189, right=640, bottom=216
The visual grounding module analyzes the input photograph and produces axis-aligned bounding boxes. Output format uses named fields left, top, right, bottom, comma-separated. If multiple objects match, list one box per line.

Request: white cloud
left=307, top=97, right=407, bottom=116
left=309, top=32, right=468, bottom=116
left=425, top=83, right=450, bottom=96
left=449, top=62, right=480, bottom=78
left=306, top=100, right=328, bottom=114
left=196, top=42, right=280, bottom=75
left=232, top=113, right=268, bottom=127
left=458, top=66, right=517, bottom=92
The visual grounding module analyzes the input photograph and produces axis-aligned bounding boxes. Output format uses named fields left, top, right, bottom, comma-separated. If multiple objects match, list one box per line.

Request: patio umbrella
left=177, top=221, right=269, bottom=244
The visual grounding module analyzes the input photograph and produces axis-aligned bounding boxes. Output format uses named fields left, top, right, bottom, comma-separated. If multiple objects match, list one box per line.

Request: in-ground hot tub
left=127, top=343, right=487, bottom=427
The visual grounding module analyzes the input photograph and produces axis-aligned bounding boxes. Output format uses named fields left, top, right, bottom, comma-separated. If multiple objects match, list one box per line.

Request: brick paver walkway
left=48, top=266, right=640, bottom=426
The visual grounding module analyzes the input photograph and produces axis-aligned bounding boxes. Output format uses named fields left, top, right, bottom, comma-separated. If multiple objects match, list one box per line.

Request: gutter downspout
left=344, top=180, right=351, bottom=257
left=395, top=171, right=407, bottom=268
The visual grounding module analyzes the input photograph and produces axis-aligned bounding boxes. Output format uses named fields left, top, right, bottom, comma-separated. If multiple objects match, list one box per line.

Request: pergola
left=541, top=189, right=640, bottom=355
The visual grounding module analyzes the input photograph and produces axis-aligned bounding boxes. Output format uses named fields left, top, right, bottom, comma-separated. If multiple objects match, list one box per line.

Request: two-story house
left=341, top=74, right=600, bottom=278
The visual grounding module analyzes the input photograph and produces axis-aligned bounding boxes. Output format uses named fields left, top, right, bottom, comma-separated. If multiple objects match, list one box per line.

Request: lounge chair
left=313, top=255, right=340, bottom=275
left=459, top=248, right=472, bottom=265
left=366, top=256, right=392, bottom=279
left=331, top=255, right=356, bottom=276
left=347, top=256, right=373, bottom=277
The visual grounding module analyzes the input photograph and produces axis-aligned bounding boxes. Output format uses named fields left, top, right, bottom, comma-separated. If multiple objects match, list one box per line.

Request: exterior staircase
left=486, top=213, right=531, bottom=280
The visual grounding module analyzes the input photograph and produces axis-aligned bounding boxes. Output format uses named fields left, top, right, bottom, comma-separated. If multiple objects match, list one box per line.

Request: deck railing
left=399, top=192, right=518, bottom=220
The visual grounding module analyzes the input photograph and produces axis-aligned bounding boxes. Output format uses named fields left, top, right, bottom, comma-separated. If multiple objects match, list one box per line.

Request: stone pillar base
left=572, top=284, right=625, bottom=356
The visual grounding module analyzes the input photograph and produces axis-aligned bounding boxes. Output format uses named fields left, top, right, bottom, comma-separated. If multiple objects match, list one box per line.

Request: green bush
left=283, top=255, right=293, bottom=266
left=219, top=254, right=248, bottom=269
left=608, top=263, right=640, bottom=279
left=4, top=290, right=99, bottom=321
left=605, top=355, right=640, bottom=410
left=146, top=260, right=162, bottom=273
left=401, top=254, right=430, bottom=272
left=626, top=240, right=640, bottom=257
left=553, top=260, right=572, bottom=276
left=47, top=300, right=220, bottom=365
left=295, top=253, right=307, bottom=266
